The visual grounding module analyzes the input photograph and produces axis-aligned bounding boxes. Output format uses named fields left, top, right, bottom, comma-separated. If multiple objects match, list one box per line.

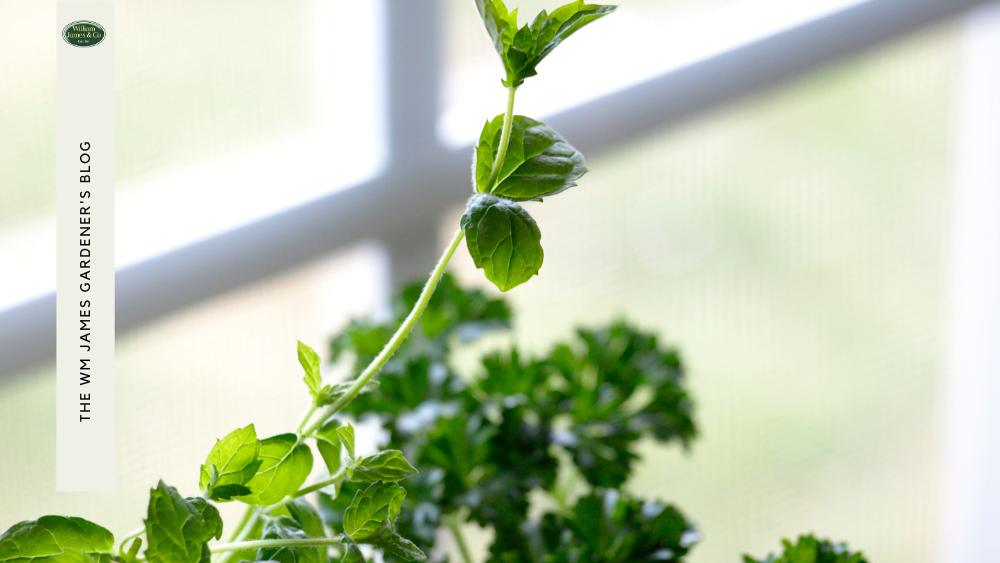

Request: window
left=446, top=22, right=956, bottom=560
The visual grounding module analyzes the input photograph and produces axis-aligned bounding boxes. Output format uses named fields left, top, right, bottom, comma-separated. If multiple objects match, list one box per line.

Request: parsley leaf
left=144, top=481, right=223, bottom=563
left=462, top=194, right=544, bottom=291
left=744, top=535, right=869, bottom=563
left=475, top=115, right=586, bottom=199
left=492, top=489, right=697, bottom=562
left=0, top=515, right=114, bottom=562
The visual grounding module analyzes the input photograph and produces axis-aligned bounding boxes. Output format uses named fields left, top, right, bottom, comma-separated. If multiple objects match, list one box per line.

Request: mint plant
left=0, top=1, right=867, bottom=562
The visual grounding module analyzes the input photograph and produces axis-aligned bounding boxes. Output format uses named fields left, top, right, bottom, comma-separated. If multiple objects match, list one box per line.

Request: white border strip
left=940, top=2, right=1000, bottom=559
left=56, top=0, right=116, bottom=492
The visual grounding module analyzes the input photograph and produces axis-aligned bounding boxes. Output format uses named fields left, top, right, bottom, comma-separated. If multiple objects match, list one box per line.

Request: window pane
left=0, top=0, right=383, bottom=309
left=440, top=0, right=856, bottom=144
left=446, top=22, right=956, bottom=561
left=0, top=244, right=386, bottom=532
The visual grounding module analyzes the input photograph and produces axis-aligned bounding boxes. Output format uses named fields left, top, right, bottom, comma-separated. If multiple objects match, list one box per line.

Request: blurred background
left=2, top=0, right=999, bottom=561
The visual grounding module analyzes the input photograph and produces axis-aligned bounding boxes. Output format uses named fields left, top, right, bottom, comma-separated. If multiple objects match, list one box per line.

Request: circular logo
left=62, top=20, right=106, bottom=48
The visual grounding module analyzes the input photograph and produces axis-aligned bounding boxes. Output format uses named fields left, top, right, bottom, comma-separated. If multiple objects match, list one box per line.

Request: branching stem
left=302, top=227, right=466, bottom=436
left=212, top=75, right=521, bottom=563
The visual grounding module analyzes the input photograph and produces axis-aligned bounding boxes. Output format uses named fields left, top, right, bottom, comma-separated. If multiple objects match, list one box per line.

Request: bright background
left=0, top=0, right=989, bottom=561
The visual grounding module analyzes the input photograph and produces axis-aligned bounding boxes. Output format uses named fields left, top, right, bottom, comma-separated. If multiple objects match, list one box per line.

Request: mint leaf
left=343, top=544, right=366, bottom=563
left=257, top=517, right=323, bottom=563
left=744, top=535, right=868, bottom=563
left=475, top=115, right=586, bottom=199
left=476, top=0, right=616, bottom=86
left=313, top=419, right=344, bottom=474
left=343, top=482, right=406, bottom=542
left=144, top=481, right=223, bottom=563
left=351, top=450, right=418, bottom=483
left=376, top=531, right=427, bottom=561
left=199, top=423, right=261, bottom=501
left=298, top=340, right=323, bottom=402
left=475, top=0, right=519, bottom=67
left=0, top=515, right=113, bottom=561
left=285, top=498, right=326, bottom=537
left=240, top=433, right=314, bottom=505
left=462, top=194, right=543, bottom=291
left=315, top=379, right=379, bottom=407
left=337, top=424, right=356, bottom=460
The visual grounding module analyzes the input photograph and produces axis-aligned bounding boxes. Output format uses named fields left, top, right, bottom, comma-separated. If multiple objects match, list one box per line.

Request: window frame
left=0, top=0, right=986, bottom=376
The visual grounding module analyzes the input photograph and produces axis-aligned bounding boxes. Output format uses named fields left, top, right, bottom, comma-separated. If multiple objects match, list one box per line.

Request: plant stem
left=117, top=526, right=145, bottom=556
left=302, top=227, right=466, bottom=436
left=296, top=403, right=318, bottom=435
left=211, top=536, right=345, bottom=554
left=293, top=470, right=345, bottom=498
left=446, top=513, right=474, bottom=563
left=487, top=86, right=518, bottom=190
left=216, top=511, right=261, bottom=563
left=214, top=84, right=518, bottom=563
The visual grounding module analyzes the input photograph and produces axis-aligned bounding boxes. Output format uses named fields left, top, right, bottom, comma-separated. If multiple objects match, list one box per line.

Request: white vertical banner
left=56, top=1, right=116, bottom=492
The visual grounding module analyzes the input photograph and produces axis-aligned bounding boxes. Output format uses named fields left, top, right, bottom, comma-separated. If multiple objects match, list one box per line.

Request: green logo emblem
left=62, top=20, right=106, bottom=48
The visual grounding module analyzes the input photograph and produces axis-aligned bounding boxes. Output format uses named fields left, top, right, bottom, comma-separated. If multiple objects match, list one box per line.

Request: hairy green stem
left=302, top=227, right=466, bottom=436
left=211, top=536, right=345, bottom=554
left=446, top=513, right=474, bottom=563
left=487, top=86, right=518, bottom=190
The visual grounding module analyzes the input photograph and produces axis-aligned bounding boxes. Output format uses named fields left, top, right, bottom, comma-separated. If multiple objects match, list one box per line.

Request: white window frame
left=0, top=0, right=988, bottom=369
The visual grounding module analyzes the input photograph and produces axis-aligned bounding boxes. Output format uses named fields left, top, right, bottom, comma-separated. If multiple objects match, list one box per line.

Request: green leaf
left=256, top=518, right=323, bottom=563
left=0, top=515, right=114, bottom=562
left=199, top=423, right=261, bottom=501
left=475, top=115, right=586, bottom=199
left=547, top=322, right=696, bottom=488
left=337, top=424, right=356, bottom=460
left=315, top=379, right=379, bottom=407
left=474, top=0, right=519, bottom=65
left=376, top=532, right=427, bottom=561
left=744, top=535, right=868, bottom=563
left=285, top=498, right=326, bottom=537
left=313, top=419, right=344, bottom=474
left=491, top=489, right=696, bottom=562
left=475, top=0, right=616, bottom=86
left=343, top=482, right=406, bottom=542
left=461, top=194, right=543, bottom=292
left=343, top=544, right=366, bottom=563
left=351, top=450, right=418, bottom=483
left=240, top=433, right=314, bottom=505
left=298, top=340, right=323, bottom=401
left=144, top=480, right=223, bottom=563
